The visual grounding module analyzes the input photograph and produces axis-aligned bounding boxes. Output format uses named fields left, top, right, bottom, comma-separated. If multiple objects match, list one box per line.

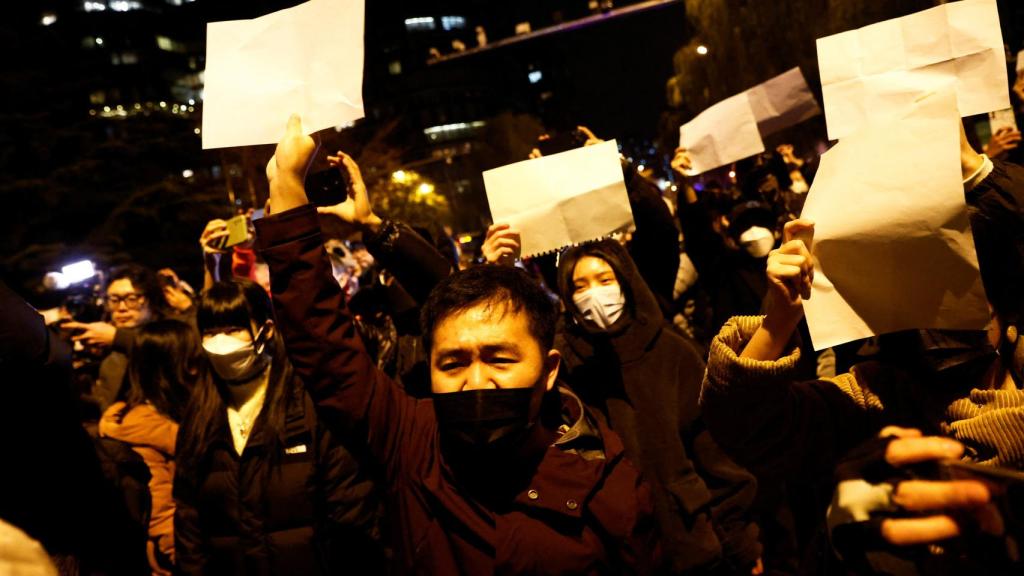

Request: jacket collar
left=510, top=387, right=624, bottom=520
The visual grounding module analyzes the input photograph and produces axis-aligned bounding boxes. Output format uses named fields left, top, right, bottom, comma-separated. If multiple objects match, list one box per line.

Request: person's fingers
left=886, top=436, right=964, bottom=466
left=879, top=426, right=923, bottom=439
left=772, top=253, right=809, bottom=270
left=61, top=321, right=86, bottom=330
left=338, top=152, right=362, bottom=178
left=892, top=480, right=990, bottom=512
left=783, top=218, right=815, bottom=244
left=490, top=238, right=520, bottom=251
left=286, top=114, right=303, bottom=137
left=487, top=223, right=510, bottom=236
left=881, top=516, right=961, bottom=546
left=577, top=126, right=598, bottom=140
left=489, top=229, right=519, bottom=242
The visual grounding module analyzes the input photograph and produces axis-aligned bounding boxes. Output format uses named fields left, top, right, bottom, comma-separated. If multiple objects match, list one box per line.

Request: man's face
left=106, top=278, right=152, bottom=328
left=430, top=302, right=559, bottom=407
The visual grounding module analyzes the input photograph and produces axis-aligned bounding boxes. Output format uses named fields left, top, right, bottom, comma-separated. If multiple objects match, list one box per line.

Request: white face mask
left=739, top=226, right=775, bottom=258
left=202, top=329, right=268, bottom=384
left=573, top=284, right=626, bottom=330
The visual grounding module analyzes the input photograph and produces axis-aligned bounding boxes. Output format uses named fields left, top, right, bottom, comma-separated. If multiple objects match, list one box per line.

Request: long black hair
left=177, top=279, right=297, bottom=480
left=119, top=319, right=200, bottom=424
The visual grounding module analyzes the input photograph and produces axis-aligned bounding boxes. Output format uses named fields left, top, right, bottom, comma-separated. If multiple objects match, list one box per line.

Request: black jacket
left=555, top=241, right=761, bottom=574
left=174, top=383, right=384, bottom=576
left=678, top=197, right=767, bottom=333
left=0, top=280, right=148, bottom=574
left=624, top=165, right=681, bottom=315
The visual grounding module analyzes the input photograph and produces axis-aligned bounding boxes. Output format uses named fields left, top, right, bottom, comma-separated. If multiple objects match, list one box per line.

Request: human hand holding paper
left=800, top=89, right=989, bottom=351
left=266, top=115, right=319, bottom=213
left=679, top=68, right=820, bottom=175
left=483, top=140, right=633, bottom=258
left=741, top=219, right=815, bottom=361
left=203, top=0, right=365, bottom=149
left=817, top=0, right=1008, bottom=140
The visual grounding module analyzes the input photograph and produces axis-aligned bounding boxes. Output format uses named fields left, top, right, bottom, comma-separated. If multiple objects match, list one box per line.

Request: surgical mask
left=739, top=226, right=775, bottom=258
left=433, top=388, right=536, bottom=456
left=202, top=328, right=269, bottom=384
left=573, top=284, right=626, bottom=330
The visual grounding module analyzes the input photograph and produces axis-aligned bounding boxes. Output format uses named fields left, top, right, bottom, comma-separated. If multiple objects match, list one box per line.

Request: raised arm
left=317, top=150, right=452, bottom=304
left=254, top=116, right=423, bottom=478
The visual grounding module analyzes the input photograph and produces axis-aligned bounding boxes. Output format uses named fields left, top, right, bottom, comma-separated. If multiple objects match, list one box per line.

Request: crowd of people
left=5, top=50, right=1024, bottom=576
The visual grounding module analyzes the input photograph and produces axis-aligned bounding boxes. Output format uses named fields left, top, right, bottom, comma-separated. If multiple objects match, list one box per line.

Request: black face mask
left=433, top=388, right=537, bottom=458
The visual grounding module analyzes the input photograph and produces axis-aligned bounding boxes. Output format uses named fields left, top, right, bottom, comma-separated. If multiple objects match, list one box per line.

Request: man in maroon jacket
left=253, top=116, right=656, bottom=574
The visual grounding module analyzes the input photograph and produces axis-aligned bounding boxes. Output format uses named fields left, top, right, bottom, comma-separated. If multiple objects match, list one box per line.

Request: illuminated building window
left=441, top=16, right=466, bottom=31
left=156, top=35, right=186, bottom=52
left=404, top=17, right=436, bottom=31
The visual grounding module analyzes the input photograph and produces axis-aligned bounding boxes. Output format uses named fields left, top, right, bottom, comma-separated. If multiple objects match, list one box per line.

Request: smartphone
left=537, top=129, right=588, bottom=157
left=214, top=214, right=250, bottom=250
left=306, top=167, right=352, bottom=207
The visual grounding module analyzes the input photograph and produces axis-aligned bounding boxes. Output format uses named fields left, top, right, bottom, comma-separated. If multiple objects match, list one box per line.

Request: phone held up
left=306, top=162, right=353, bottom=207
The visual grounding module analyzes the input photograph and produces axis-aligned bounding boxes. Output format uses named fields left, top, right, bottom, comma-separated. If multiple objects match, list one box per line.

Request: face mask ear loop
left=252, top=323, right=269, bottom=356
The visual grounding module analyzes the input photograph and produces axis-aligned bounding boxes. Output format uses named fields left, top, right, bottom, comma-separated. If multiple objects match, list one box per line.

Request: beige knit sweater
left=701, top=316, right=1024, bottom=470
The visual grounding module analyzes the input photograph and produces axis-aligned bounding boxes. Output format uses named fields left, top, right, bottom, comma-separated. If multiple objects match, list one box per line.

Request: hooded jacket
left=254, top=204, right=658, bottom=575
left=556, top=240, right=761, bottom=573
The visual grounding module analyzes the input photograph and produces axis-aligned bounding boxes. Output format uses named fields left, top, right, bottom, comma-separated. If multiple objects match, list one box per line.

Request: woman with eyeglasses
left=174, top=279, right=385, bottom=576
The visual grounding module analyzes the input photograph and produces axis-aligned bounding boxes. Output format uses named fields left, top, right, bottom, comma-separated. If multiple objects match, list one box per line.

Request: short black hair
left=421, top=266, right=557, bottom=352
left=108, top=264, right=167, bottom=315
left=197, top=279, right=274, bottom=335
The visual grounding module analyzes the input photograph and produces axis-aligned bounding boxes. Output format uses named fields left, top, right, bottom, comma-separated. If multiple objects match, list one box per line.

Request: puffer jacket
left=556, top=240, right=761, bottom=574
left=100, top=402, right=177, bottom=575
left=174, top=384, right=385, bottom=576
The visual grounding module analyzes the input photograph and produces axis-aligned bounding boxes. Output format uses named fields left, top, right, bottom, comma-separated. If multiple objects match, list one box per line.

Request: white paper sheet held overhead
left=747, top=67, right=823, bottom=137
left=484, top=141, right=634, bottom=258
left=679, top=93, right=764, bottom=176
left=799, top=90, right=989, bottom=350
left=817, top=0, right=1008, bottom=141
left=202, top=0, right=365, bottom=149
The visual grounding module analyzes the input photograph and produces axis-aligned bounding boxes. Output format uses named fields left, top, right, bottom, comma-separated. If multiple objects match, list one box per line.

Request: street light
left=417, top=182, right=435, bottom=195
left=696, top=45, right=708, bottom=55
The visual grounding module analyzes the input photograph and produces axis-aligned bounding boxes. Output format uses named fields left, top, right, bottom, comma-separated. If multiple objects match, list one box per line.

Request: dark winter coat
left=557, top=240, right=761, bottom=574
left=254, top=205, right=658, bottom=575
left=678, top=197, right=767, bottom=332
left=174, top=385, right=384, bottom=576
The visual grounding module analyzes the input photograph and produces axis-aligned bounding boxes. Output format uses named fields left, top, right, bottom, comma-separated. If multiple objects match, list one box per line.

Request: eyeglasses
left=107, top=293, right=146, bottom=310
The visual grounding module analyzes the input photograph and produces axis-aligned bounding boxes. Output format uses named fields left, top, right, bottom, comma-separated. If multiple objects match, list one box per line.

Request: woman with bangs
left=174, top=278, right=385, bottom=575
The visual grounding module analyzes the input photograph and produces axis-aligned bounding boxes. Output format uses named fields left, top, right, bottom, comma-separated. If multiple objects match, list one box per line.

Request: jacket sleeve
left=315, top=421, right=386, bottom=574
left=254, top=205, right=426, bottom=482
left=363, top=220, right=452, bottom=306
left=699, top=316, right=883, bottom=479
left=965, top=159, right=1024, bottom=315
left=675, top=341, right=762, bottom=571
left=626, top=176, right=680, bottom=311
left=676, top=197, right=723, bottom=281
